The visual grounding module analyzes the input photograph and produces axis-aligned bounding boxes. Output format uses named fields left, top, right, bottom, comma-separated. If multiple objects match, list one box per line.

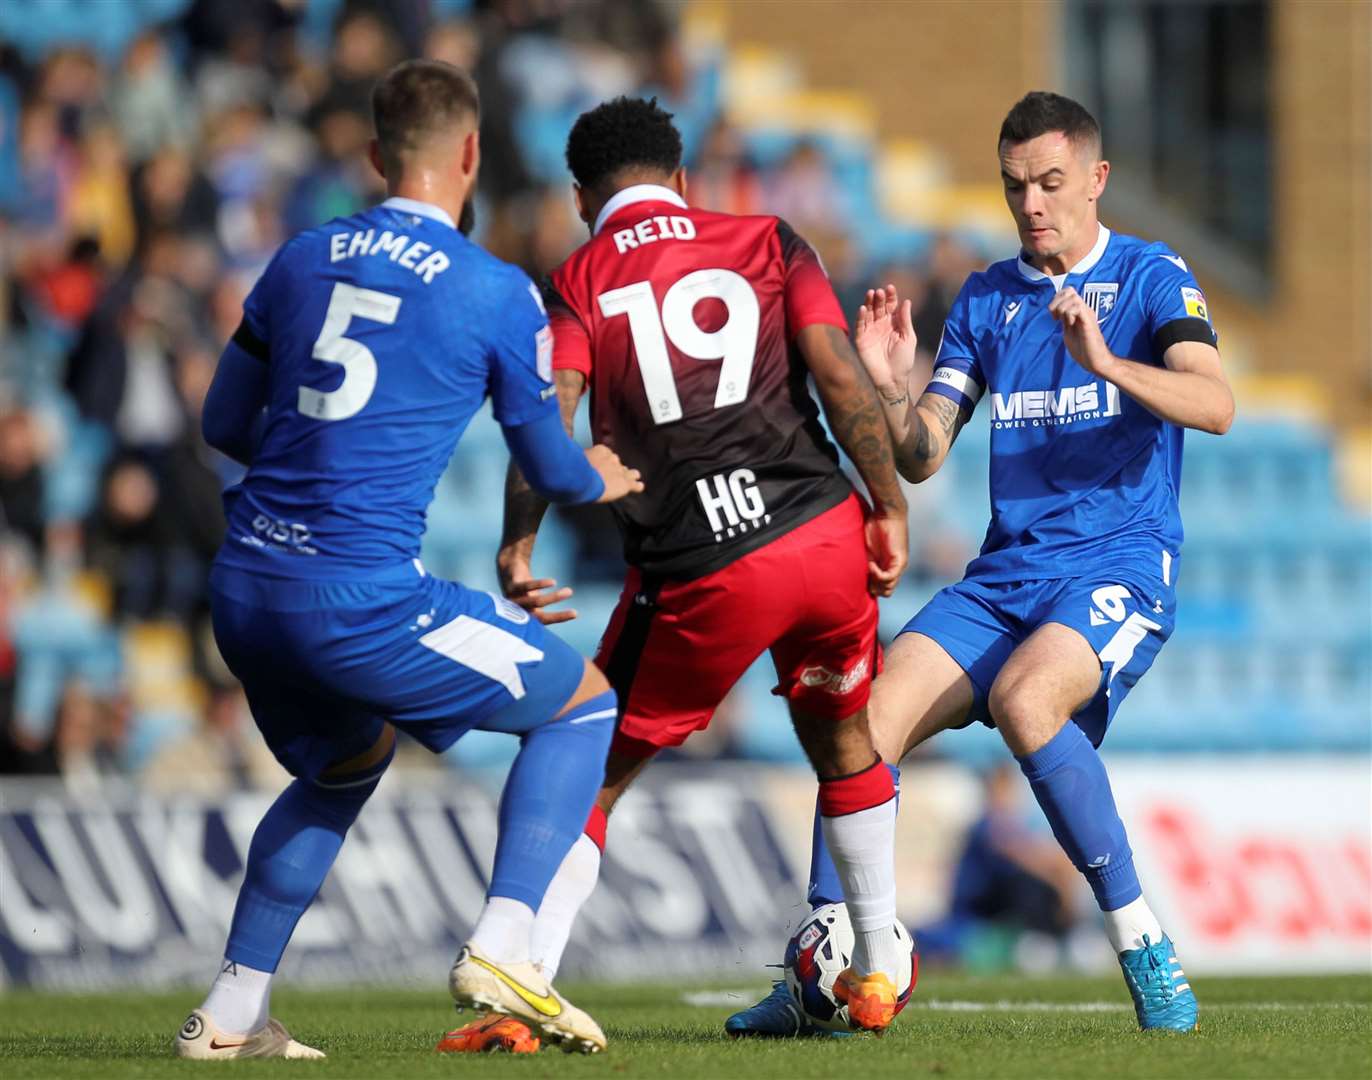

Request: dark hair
left=371, top=59, right=480, bottom=173
left=998, top=91, right=1101, bottom=154
left=565, top=96, right=683, bottom=192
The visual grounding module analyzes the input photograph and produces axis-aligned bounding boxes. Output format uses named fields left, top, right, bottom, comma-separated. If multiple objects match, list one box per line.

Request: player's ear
left=460, top=128, right=480, bottom=181
left=670, top=165, right=688, bottom=203
left=572, top=184, right=591, bottom=226
left=1089, top=158, right=1110, bottom=201
left=367, top=139, right=385, bottom=180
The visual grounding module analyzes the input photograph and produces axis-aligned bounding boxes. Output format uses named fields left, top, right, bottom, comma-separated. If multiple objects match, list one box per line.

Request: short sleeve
left=488, top=272, right=560, bottom=428
left=1142, top=251, right=1218, bottom=358
left=925, top=280, right=986, bottom=414
left=543, top=277, right=593, bottom=377
left=777, top=220, right=847, bottom=337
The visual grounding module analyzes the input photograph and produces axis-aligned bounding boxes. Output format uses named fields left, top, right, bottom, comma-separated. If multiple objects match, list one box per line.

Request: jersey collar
left=593, top=184, right=688, bottom=236
left=1016, top=223, right=1112, bottom=289
left=380, top=196, right=457, bottom=230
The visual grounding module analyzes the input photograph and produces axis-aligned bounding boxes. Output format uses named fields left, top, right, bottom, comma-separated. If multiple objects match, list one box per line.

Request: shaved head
left=371, top=59, right=480, bottom=176
left=998, top=91, right=1101, bottom=161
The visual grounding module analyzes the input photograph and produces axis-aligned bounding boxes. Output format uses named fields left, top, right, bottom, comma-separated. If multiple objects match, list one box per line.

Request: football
left=782, top=903, right=918, bottom=1032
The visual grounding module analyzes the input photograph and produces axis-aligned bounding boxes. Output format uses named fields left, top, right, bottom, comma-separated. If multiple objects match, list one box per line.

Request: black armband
left=231, top=320, right=269, bottom=362
left=1152, top=317, right=1217, bottom=358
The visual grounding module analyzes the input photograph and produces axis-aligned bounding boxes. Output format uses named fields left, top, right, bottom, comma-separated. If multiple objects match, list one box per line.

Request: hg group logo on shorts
left=799, top=657, right=869, bottom=695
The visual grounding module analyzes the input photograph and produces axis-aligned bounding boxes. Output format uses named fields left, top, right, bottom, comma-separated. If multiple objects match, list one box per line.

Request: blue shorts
left=902, top=563, right=1176, bottom=747
left=209, top=563, right=585, bottom=780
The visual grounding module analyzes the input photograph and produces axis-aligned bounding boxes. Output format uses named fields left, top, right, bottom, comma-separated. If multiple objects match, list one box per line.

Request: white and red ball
left=782, top=903, right=918, bottom=1032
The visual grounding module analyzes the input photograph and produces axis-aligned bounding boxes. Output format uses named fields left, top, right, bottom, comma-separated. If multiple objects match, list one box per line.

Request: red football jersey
left=546, top=185, right=854, bottom=579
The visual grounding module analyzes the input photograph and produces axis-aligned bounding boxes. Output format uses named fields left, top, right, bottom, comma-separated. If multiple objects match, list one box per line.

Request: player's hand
left=587, top=443, right=644, bottom=503
left=864, top=510, right=909, bottom=598
left=855, top=284, right=918, bottom=405
left=1049, top=286, right=1118, bottom=378
left=497, top=555, right=578, bottom=625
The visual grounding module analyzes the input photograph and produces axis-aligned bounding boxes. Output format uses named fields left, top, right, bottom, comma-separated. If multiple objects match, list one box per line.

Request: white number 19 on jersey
left=597, top=269, right=760, bottom=425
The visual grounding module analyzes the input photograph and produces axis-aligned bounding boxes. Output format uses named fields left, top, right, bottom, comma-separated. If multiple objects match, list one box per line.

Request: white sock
left=468, top=896, right=536, bottom=965
left=1103, top=893, right=1165, bottom=953
left=530, top=834, right=602, bottom=981
left=200, top=958, right=272, bottom=1035
left=821, top=799, right=902, bottom=979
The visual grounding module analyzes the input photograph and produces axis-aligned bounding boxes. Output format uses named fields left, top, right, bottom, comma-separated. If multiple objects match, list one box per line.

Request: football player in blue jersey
left=731, top=92, right=1232, bottom=1036
left=173, top=60, right=642, bottom=1060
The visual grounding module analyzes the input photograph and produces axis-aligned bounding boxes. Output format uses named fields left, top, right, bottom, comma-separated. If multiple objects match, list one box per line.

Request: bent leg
left=205, top=724, right=396, bottom=1034
left=990, top=623, right=1146, bottom=916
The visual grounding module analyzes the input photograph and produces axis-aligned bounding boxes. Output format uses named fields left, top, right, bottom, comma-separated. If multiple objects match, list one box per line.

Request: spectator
left=689, top=119, right=763, bottom=217
left=764, top=139, right=846, bottom=237
left=111, top=30, right=193, bottom=163
left=0, top=406, right=47, bottom=553
left=917, top=764, right=1083, bottom=966
left=143, top=685, right=286, bottom=794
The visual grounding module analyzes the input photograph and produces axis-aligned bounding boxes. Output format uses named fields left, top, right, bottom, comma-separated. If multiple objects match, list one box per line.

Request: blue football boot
left=1118, top=933, right=1198, bottom=1032
left=724, top=981, right=850, bottom=1039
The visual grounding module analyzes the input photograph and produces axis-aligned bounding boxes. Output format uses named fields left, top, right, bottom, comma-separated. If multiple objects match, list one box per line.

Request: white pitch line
left=680, top=992, right=1370, bottom=1013
left=913, top=1000, right=1370, bottom=1014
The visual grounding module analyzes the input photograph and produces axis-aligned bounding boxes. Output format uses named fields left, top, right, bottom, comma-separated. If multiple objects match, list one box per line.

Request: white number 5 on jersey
left=298, top=282, right=401, bottom=421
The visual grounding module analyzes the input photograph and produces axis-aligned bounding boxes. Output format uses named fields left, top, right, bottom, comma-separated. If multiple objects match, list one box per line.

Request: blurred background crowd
left=0, top=0, right=997, bottom=793
left=0, top=0, right=1366, bottom=977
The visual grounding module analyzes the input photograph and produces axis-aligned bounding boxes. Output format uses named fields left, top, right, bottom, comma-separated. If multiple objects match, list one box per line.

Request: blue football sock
left=224, top=747, right=391, bottom=972
left=1016, top=720, right=1141, bottom=911
left=807, top=762, right=901, bottom=908
left=488, top=689, right=615, bottom=910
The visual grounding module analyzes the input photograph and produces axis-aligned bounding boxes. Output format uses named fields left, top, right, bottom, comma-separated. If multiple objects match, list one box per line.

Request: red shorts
left=595, top=494, right=880, bottom=758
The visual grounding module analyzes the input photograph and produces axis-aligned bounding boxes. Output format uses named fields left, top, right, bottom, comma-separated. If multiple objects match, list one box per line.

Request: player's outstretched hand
left=1049, top=286, right=1117, bottom=378
left=587, top=444, right=644, bottom=503
left=864, top=510, right=909, bottom=598
left=855, top=284, right=917, bottom=405
left=499, top=557, right=578, bottom=625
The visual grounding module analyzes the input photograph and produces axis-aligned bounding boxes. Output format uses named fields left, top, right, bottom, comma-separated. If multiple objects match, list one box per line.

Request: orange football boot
left=436, top=1014, right=540, bottom=1053
left=834, top=968, right=900, bottom=1034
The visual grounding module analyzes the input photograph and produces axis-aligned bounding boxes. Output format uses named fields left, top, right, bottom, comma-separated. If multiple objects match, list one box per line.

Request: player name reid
left=328, top=228, right=451, bottom=283
left=611, top=215, right=697, bottom=254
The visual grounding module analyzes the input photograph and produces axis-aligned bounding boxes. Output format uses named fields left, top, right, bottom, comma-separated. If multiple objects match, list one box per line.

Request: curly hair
left=998, top=91, right=1101, bottom=155
left=565, top=96, right=683, bottom=192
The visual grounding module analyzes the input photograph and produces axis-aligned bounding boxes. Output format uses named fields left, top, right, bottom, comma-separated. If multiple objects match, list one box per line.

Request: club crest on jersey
left=1082, top=282, right=1119, bottom=323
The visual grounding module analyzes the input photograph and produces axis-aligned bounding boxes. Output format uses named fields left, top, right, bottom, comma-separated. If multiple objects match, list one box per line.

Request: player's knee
left=987, top=679, right=1057, bottom=755
left=866, top=695, right=907, bottom=765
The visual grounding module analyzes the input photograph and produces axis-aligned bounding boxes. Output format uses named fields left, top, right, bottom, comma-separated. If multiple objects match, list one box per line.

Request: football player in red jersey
left=468, top=97, right=910, bottom=1039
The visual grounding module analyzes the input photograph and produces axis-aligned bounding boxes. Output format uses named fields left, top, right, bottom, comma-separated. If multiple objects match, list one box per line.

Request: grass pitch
left=2, top=973, right=1368, bottom=1079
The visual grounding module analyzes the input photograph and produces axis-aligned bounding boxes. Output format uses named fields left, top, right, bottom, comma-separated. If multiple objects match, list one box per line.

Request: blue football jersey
left=216, top=196, right=557, bottom=579
left=928, top=226, right=1218, bottom=583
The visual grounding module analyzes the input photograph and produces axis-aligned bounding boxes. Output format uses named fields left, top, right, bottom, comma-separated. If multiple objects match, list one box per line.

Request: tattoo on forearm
left=817, top=326, right=907, bottom=513
left=904, top=393, right=965, bottom=466
left=879, top=388, right=909, bottom=407
left=500, top=459, right=549, bottom=554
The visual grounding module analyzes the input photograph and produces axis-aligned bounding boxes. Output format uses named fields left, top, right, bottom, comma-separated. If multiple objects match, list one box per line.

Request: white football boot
left=448, top=943, right=606, bottom=1053
left=174, top=1009, right=325, bottom=1059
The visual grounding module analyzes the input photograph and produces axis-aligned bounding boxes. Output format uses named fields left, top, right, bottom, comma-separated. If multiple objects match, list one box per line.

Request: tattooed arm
left=886, top=389, right=968, bottom=484
left=497, top=368, right=590, bottom=624
left=856, top=284, right=968, bottom=482
left=796, top=323, right=909, bottom=596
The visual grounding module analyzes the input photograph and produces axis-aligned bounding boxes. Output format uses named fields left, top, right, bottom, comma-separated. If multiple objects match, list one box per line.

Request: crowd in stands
left=0, top=0, right=981, bottom=788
